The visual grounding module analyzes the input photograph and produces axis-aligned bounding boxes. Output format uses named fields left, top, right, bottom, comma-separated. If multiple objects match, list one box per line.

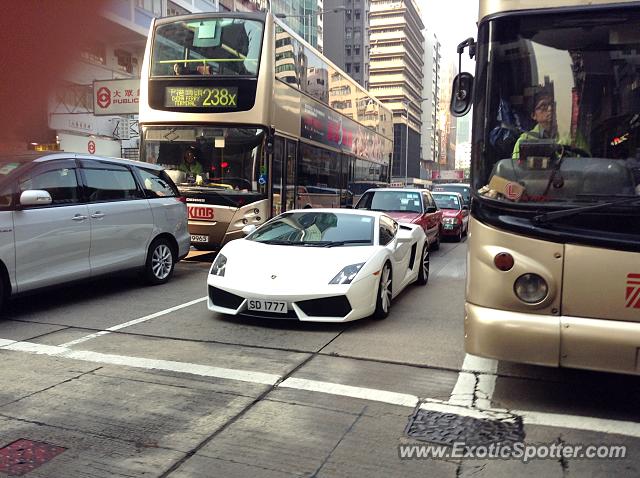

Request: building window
left=136, top=0, right=162, bottom=16
left=346, top=63, right=352, bottom=73
left=167, top=1, right=188, bottom=16
left=115, top=49, right=134, bottom=74
left=346, top=9, right=352, bottom=20
left=346, top=46, right=351, bottom=56
left=354, top=64, right=360, bottom=74
left=354, top=46, right=360, bottom=56
left=81, top=42, right=106, bottom=65
left=355, top=9, right=361, bottom=20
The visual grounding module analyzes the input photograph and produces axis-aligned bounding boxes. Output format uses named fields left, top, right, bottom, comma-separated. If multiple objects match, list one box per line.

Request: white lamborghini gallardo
left=207, top=209, right=429, bottom=322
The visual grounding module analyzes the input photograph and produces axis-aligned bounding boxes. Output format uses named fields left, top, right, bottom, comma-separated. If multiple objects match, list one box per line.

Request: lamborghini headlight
left=210, top=253, right=227, bottom=277
left=329, top=263, right=365, bottom=285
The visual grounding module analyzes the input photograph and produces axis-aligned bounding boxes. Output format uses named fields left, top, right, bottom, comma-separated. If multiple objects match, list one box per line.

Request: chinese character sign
left=93, top=79, right=140, bottom=115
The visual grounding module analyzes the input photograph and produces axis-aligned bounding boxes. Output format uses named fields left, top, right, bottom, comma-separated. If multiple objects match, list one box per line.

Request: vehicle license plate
left=444, top=224, right=454, bottom=230
left=190, top=234, right=209, bottom=243
left=247, top=299, right=288, bottom=313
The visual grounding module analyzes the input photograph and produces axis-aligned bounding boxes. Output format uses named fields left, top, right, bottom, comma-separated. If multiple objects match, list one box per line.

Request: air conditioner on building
left=111, top=118, right=130, bottom=140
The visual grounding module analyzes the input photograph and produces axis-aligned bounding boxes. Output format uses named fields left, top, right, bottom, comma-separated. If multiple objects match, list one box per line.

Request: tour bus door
left=284, top=140, right=297, bottom=211
left=272, top=137, right=298, bottom=215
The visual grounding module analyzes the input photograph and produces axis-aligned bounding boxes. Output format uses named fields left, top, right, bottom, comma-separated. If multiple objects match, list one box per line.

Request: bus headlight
left=210, top=254, right=227, bottom=277
left=514, top=273, right=548, bottom=304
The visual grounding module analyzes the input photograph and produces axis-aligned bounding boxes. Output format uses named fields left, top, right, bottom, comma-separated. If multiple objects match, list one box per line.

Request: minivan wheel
left=144, top=238, right=175, bottom=285
left=373, top=262, right=392, bottom=320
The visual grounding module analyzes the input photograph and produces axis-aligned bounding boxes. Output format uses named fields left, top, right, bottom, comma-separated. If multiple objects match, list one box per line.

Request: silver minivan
left=0, top=152, right=190, bottom=309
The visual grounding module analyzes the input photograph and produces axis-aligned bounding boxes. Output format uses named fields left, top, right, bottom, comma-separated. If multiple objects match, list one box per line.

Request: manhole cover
left=405, top=409, right=524, bottom=447
left=0, top=439, right=66, bottom=476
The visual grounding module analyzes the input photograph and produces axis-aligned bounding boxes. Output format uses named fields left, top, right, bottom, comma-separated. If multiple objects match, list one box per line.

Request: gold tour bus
left=451, top=0, right=640, bottom=375
left=138, top=12, right=393, bottom=249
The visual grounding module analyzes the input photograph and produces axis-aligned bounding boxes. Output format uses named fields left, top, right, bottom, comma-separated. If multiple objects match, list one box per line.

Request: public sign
left=93, top=79, right=140, bottom=115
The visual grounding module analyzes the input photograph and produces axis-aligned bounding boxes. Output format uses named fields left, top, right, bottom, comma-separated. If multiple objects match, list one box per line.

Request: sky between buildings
left=420, top=0, right=479, bottom=73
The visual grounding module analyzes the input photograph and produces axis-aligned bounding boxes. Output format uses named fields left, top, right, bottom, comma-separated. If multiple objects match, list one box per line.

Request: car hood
left=217, top=239, right=379, bottom=287
left=384, top=211, right=420, bottom=223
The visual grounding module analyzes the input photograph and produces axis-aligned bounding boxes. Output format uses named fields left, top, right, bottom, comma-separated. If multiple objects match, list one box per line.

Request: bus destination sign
left=164, top=86, right=239, bottom=108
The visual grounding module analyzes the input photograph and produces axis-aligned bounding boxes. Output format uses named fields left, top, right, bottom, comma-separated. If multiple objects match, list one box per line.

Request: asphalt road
left=0, top=239, right=638, bottom=477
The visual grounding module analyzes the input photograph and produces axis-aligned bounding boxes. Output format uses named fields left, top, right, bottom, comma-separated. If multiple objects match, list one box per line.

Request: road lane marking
left=59, top=296, right=208, bottom=348
left=1, top=338, right=639, bottom=438
left=2, top=339, right=279, bottom=386
left=514, top=409, right=640, bottom=438
left=279, top=377, right=419, bottom=408
left=449, top=354, right=498, bottom=409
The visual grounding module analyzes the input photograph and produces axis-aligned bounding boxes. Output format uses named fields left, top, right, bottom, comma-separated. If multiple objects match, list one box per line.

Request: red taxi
left=354, top=188, right=442, bottom=249
left=431, top=192, right=469, bottom=241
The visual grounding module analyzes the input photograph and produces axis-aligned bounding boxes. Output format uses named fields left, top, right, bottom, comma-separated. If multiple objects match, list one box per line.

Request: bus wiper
left=532, top=195, right=640, bottom=224
left=322, top=240, right=371, bottom=248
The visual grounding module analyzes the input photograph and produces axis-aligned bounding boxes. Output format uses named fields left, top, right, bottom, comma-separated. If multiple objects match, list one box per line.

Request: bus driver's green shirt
left=178, top=161, right=203, bottom=175
left=512, top=124, right=589, bottom=159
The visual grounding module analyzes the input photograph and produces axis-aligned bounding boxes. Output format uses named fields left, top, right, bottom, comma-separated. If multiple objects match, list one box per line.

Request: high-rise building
left=455, top=114, right=471, bottom=174
left=322, top=0, right=369, bottom=88
left=369, top=0, right=425, bottom=185
left=421, top=31, right=440, bottom=178
left=270, top=0, right=324, bottom=51
left=438, top=61, right=458, bottom=171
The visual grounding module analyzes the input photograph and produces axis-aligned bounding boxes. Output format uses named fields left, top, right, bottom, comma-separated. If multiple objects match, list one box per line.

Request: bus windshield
left=478, top=7, right=640, bottom=206
left=142, top=126, right=267, bottom=198
left=152, top=17, right=264, bottom=77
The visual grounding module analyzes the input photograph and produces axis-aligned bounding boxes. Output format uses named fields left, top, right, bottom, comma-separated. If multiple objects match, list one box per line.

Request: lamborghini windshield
left=248, top=212, right=375, bottom=245
left=478, top=7, right=640, bottom=206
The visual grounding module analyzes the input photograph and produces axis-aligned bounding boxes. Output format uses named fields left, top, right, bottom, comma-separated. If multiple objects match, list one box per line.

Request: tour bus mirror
left=19, top=190, right=52, bottom=207
left=450, top=72, right=474, bottom=117
left=242, top=224, right=257, bottom=236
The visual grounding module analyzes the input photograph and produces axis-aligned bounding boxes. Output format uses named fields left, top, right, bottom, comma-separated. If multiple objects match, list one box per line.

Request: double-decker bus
left=453, top=0, right=640, bottom=375
left=138, top=12, right=393, bottom=249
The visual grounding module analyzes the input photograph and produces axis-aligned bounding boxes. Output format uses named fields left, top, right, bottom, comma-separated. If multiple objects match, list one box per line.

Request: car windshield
left=151, top=18, right=264, bottom=77
left=356, top=191, right=422, bottom=213
left=433, top=193, right=461, bottom=210
left=433, top=185, right=470, bottom=203
left=478, top=7, right=640, bottom=206
left=248, top=212, right=375, bottom=245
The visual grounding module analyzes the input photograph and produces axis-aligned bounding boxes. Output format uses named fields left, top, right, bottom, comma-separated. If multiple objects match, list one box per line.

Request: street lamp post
left=403, top=97, right=428, bottom=186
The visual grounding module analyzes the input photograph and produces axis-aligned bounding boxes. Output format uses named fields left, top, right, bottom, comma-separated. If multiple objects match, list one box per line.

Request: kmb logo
left=625, top=273, right=640, bottom=309
left=188, top=206, right=214, bottom=220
